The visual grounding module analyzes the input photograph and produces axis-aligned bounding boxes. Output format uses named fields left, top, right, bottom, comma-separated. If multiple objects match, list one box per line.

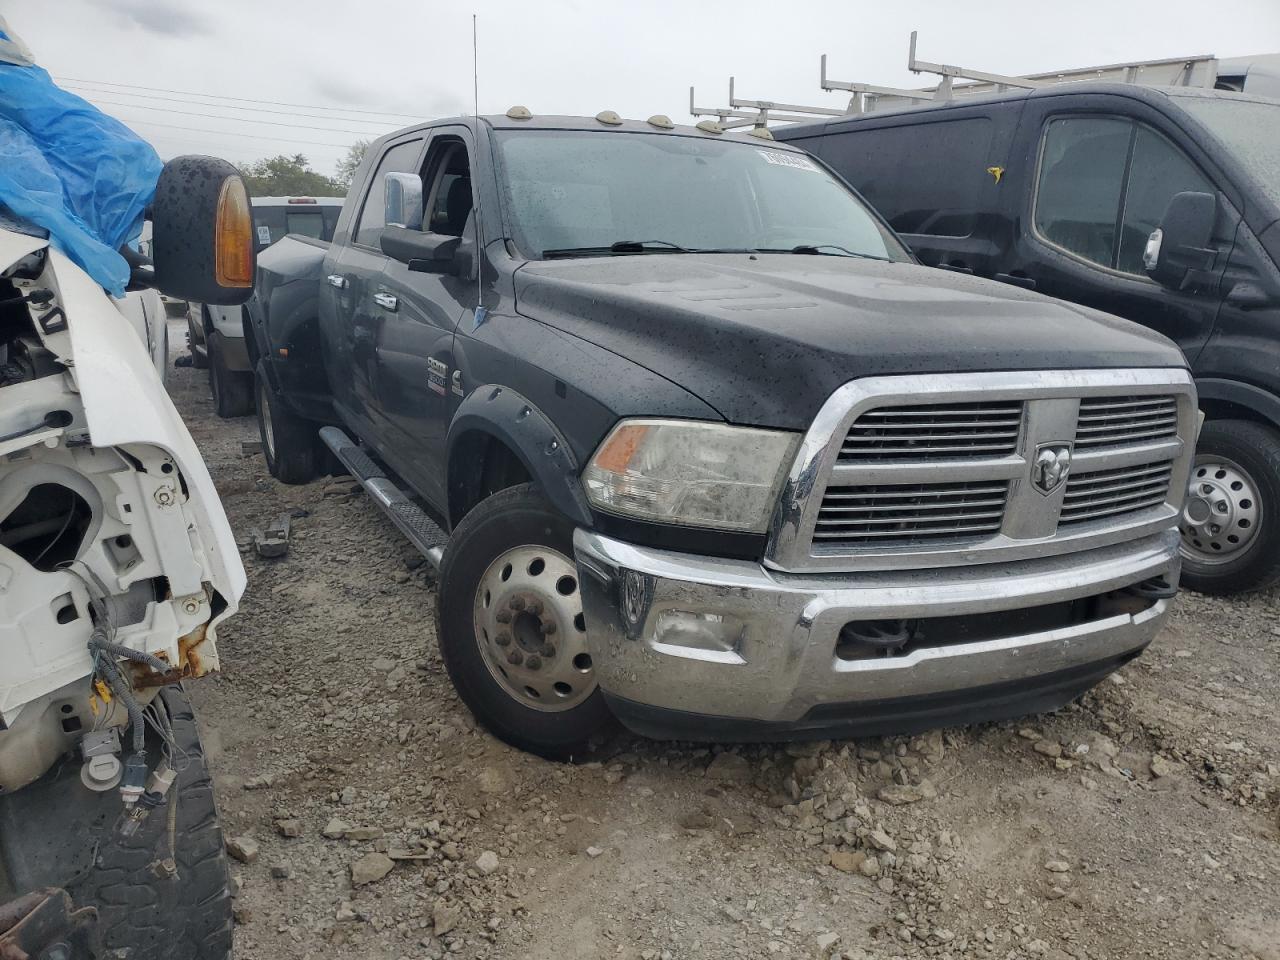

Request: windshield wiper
left=542, top=239, right=694, bottom=259
left=610, top=239, right=691, bottom=253
left=784, top=243, right=890, bottom=262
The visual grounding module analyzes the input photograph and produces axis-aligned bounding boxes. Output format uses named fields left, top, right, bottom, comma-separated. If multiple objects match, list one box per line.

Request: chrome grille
left=767, top=370, right=1196, bottom=573
left=1074, top=396, right=1178, bottom=450
left=1059, top=460, right=1174, bottom=527
left=815, top=481, right=1009, bottom=546
left=838, top=401, right=1023, bottom=462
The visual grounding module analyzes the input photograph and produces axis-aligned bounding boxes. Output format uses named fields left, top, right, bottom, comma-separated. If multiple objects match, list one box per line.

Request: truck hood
left=513, top=255, right=1186, bottom=429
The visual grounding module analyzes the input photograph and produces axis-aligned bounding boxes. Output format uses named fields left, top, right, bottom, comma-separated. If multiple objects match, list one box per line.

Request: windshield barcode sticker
left=758, top=150, right=819, bottom=172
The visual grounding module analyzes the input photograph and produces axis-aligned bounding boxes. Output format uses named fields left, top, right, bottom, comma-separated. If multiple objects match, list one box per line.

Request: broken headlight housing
left=582, top=419, right=799, bottom=533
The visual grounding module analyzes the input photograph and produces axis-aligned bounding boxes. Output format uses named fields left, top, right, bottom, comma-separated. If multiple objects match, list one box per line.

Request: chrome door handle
left=373, top=292, right=399, bottom=311
left=326, top=274, right=347, bottom=289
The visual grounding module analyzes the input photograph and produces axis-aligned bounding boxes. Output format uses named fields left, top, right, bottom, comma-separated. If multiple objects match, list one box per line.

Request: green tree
left=334, top=140, right=370, bottom=191
left=240, top=154, right=341, bottom=197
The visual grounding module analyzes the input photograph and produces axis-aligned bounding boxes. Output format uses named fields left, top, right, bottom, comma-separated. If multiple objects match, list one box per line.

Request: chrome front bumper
left=574, top=528, right=1178, bottom=739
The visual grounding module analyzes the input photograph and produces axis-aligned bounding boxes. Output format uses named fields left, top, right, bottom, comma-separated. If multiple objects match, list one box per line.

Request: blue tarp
left=0, top=51, right=161, bottom=297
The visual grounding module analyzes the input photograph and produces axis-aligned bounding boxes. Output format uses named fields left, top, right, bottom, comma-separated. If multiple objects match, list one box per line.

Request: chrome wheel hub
left=473, top=544, right=595, bottom=712
left=1180, top=456, right=1261, bottom=564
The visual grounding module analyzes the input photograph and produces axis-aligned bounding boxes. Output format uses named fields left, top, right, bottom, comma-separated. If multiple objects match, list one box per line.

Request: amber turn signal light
left=591, top=422, right=650, bottom=473
left=214, top=177, right=254, bottom=287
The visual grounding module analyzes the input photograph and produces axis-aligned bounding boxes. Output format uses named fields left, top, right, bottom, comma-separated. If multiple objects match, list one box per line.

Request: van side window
left=818, top=118, right=993, bottom=238
left=1034, top=117, right=1131, bottom=269
left=1035, top=118, right=1213, bottom=275
left=354, top=139, right=424, bottom=247
left=1116, top=127, right=1213, bottom=274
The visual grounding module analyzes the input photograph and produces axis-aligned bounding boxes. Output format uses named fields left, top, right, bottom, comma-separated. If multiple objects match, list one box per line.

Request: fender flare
left=1196, top=377, right=1280, bottom=430
left=445, top=385, right=594, bottom=527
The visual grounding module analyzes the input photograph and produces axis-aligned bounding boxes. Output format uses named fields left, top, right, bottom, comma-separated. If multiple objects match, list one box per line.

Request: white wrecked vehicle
left=0, top=155, right=254, bottom=959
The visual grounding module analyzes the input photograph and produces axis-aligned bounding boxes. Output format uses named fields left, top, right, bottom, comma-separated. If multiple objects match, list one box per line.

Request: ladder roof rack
left=690, top=32, right=1227, bottom=128
left=689, top=77, right=847, bottom=130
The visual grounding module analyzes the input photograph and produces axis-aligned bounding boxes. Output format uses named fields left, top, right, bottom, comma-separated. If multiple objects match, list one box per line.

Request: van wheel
left=255, top=358, right=317, bottom=484
left=208, top=335, right=254, bottom=418
left=1179, top=419, right=1280, bottom=595
left=437, top=483, right=613, bottom=759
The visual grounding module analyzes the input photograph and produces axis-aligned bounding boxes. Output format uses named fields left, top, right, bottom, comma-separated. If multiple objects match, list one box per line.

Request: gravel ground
left=167, top=323, right=1280, bottom=960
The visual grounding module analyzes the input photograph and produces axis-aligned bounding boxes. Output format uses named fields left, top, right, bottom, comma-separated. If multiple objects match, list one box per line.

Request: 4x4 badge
left=1032, top=442, right=1072, bottom=495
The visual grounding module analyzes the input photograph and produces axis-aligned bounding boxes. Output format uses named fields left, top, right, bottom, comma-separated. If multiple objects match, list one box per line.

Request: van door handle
left=994, top=273, right=1036, bottom=290
left=373, top=292, right=399, bottom=312
left=327, top=274, right=347, bottom=289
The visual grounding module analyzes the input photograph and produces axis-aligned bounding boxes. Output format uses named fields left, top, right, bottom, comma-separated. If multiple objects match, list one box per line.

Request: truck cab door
left=1005, top=99, right=1237, bottom=364
left=323, top=137, right=425, bottom=444
left=374, top=128, right=478, bottom=510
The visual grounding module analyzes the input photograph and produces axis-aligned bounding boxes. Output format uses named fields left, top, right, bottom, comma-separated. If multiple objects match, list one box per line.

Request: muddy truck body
left=249, top=111, right=1196, bottom=755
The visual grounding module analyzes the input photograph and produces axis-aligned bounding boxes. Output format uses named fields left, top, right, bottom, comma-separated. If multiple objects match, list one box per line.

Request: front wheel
left=437, top=483, right=613, bottom=758
left=0, top=686, right=234, bottom=960
left=1179, top=418, right=1280, bottom=595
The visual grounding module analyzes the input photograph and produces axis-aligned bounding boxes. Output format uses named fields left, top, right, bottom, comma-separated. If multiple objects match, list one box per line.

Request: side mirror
left=380, top=226, right=461, bottom=274
left=151, top=156, right=256, bottom=305
left=383, top=172, right=423, bottom=229
left=1143, top=191, right=1216, bottom=288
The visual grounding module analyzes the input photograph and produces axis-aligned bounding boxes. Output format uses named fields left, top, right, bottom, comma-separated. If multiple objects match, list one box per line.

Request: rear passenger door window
left=1034, top=117, right=1213, bottom=276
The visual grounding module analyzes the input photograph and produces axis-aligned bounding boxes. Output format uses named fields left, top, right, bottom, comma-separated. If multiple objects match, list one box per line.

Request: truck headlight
left=582, top=419, right=799, bottom=533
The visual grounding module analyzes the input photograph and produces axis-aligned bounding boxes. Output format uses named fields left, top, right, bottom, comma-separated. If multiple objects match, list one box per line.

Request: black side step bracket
left=319, top=426, right=449, bottom=571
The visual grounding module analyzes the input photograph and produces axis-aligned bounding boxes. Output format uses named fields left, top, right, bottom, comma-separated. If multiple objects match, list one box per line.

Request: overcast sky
left=7, top=0, right=1280, bottom=178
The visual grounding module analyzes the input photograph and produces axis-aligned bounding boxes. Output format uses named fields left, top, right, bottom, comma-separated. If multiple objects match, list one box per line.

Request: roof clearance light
left=287, top=197, right=317, bottom=204
left=647, top=114, right=674, bottom=129
left=506, top=105, right=532, bottom=120
left=595, top=110, right=623, bottom=125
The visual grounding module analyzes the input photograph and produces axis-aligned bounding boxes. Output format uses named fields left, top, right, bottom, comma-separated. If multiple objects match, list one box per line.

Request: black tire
left=1180, top=418, right=1280, bottom=595
left=437, top=483, right=613, bottom=759
left=208, top=335, right=254, bottom=418
left=255, top=358, right=318, bottom=484
left=71, top=685, right=233, bottom=960
left=187, top=315, right=208, bottom=370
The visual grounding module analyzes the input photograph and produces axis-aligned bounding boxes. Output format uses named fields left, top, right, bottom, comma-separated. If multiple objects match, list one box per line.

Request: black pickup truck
left=247, top=110, right=1197, bottom=756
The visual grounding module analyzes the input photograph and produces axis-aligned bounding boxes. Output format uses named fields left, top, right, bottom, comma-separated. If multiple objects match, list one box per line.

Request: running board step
left=319, top=426, right=448, bottom=570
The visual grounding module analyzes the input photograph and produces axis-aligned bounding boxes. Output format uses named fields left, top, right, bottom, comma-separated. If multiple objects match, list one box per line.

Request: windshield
left=494, top=129, right=910, bottom=261
left=1176, top=95, right=1280, bottom=207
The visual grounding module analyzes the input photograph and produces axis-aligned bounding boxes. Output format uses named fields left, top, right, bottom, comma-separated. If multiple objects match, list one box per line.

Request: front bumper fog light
left=652, top=610, right=747, bottom=664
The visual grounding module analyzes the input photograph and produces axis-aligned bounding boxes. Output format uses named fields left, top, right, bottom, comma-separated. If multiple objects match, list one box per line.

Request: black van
left=776, top=83, right=1280, bottom=595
